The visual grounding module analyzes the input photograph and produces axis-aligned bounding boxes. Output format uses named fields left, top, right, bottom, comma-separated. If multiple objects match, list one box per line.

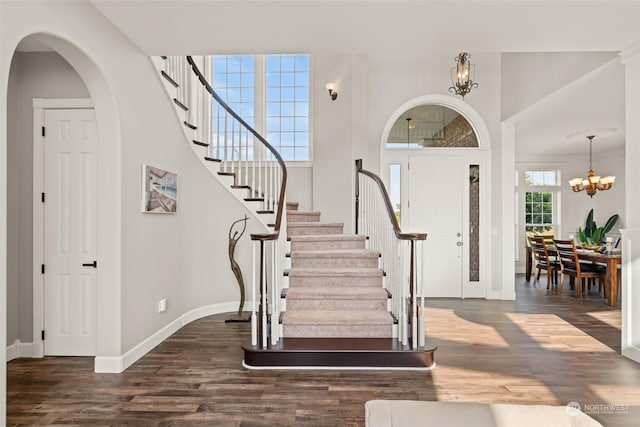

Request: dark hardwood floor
left=7, top=276, right=640, bottom=426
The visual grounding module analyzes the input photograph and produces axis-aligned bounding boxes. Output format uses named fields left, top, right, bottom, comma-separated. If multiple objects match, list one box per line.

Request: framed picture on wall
left=141, top=164, right=177, bottom=213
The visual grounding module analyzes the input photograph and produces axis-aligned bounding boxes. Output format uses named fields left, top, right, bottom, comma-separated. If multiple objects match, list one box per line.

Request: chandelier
left=449, top=52, right=478, bottom=100
left=568, top=135, right=615, bottom=197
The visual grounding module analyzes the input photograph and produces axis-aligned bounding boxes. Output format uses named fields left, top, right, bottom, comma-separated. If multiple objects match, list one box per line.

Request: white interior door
left=43, top=109, right=97, bottom=356
left=408, top=156, right=464, bottom=297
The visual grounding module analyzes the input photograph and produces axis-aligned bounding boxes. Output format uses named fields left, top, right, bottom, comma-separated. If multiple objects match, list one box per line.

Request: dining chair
left=531, top=235, right=560, bottom=289
left=553, top=239, right=606, bottom=298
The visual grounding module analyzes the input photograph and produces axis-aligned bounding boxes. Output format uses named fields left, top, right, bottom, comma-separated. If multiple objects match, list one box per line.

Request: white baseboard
left=95, top=301, right=251, bottom=373
left=6, top=341, right=17, bottom=361
left=6, top=340, right=38, bottom=361
left=622, top=345, right=640, bottom=364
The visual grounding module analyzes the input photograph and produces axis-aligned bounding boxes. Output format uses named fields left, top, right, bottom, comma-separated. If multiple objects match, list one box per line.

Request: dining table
left=525, top=244, right=621, bottom=307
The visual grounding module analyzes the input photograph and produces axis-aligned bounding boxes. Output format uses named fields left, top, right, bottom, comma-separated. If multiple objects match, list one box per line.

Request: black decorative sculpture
left=225, top=215, right=251, bottom=323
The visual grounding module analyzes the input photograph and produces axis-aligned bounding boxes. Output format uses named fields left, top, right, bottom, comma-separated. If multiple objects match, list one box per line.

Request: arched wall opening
left=3, top=33, right=122, bottom=375
left=379, top=94, right=495, bottom=298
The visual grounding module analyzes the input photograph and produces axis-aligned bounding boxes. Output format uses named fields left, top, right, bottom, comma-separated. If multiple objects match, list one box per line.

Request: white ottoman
left=365, top=400, right=602, bottom=427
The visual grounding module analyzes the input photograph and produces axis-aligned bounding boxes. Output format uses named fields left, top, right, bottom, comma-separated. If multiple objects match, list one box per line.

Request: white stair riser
left=290, top=240, right=366, bottom=251
left=292, top=256, right=379, bottom=269
left=283, top=324, right=393, bottom=338
left=286, top=298, right=388, bottom=311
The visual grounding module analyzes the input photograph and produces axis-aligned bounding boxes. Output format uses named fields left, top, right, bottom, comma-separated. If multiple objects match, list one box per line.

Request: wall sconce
left=326, top=83, right=338, bottom=101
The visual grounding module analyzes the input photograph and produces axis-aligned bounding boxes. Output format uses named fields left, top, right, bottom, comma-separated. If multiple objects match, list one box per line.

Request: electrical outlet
left=158, top=298, right=167, bottom=313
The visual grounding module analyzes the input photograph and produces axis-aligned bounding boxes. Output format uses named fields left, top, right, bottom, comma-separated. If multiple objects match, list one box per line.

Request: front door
left=43, top=109, right=97, bottom=356
left=408, top=156, right=464, bottom=297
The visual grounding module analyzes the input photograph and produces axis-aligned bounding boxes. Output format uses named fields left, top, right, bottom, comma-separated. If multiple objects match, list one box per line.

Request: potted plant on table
left=578, top=208, right=619, bottom=250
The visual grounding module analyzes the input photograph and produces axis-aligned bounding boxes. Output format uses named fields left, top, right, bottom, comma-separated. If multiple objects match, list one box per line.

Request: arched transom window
left=386, top=104, right=478, bottom=148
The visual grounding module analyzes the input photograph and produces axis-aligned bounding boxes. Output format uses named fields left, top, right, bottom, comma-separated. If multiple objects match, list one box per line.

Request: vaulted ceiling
left=86, top=1, right=640, bottom=156
left=89, top=1, right=640, bottom=56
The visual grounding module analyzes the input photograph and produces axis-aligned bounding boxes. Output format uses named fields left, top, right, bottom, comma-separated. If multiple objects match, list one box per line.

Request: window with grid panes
left=523, top=170, right=558, bottom=236
left=211, top=54, right=310, bottom=161
left=525, top=191, right=554, bottom=235
left=211, top=55, right=255, bottom=160
left=265, top=54, right=309, bottom=161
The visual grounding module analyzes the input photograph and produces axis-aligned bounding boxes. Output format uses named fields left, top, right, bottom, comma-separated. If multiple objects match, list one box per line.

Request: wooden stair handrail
left=185, top=56, right=287, bottom=241
left=355, top=159, right=426, bottom=241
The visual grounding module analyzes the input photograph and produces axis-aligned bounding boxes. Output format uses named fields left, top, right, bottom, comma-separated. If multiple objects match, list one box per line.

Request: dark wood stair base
left=242, top=338, right=436, bottom=369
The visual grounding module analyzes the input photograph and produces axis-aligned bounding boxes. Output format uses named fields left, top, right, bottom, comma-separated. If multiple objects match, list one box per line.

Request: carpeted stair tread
left=287, top=210, right=321, bottom=215
left=287, top=222, right=344, bottom=237
left=286, top=201, right=299, bottom=211
left=288, top=222, right=343, bottom=228
left=289, top=233, right=367, bottom=250
left=287, top=267, right=383, bottom=277
left=286, top=287, right=388, bottom=300
left=283, top=310, right=394, bottom=325
left=291, top=249, right=379, bottom=258
left=289, top=234, right=366, bottom=242
left=287, top=211, right=321, bottom=222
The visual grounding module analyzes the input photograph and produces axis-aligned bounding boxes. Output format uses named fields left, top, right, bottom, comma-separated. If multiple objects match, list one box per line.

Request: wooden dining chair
left=531, top=236, right=560, bottom=289
left=553, top=239, right=606, bottom=298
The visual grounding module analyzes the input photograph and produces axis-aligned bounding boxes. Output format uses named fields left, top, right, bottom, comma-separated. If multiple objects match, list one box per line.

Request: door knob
left=82, top=260, right=97, bottom=268
left=457, top=242, right=463, bottom=246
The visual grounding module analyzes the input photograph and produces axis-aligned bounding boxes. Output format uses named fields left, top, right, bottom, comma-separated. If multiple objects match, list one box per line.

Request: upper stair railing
left=160, top=56, right=287, bottom=349
left=355, top=159, right=427, bottom=349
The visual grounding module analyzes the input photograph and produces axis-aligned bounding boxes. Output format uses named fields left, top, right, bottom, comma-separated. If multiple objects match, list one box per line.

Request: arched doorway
left=3, top=33, right=122, bottom=373
left=380, top=95, right=492, bottom=298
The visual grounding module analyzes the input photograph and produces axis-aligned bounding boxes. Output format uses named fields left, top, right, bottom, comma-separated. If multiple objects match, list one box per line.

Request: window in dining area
left=518, top=169, right=560, bottom=257
left=525, top=191, right=554, bottom=235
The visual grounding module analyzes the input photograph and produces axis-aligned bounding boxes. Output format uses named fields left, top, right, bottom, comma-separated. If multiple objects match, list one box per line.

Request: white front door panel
left=408, top=156, right=463, bottom=297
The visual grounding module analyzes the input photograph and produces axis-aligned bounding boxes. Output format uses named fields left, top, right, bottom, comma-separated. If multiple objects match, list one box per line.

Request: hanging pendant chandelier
left=449, top=52, right=478, bottom=100
left=568, top=135, right=616, bottom=197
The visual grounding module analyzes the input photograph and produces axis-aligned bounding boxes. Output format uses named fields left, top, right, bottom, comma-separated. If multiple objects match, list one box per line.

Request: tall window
left=265, top=55, right=309, bottom=161
left=525, top=191, right=554, bottom=235
left=523, top=170, right=559, bottom=238
left=212, top=55, right=254, bottom=127
left=211, top=54, right=310, bottom=161
left=389, top=164, right=401, bottom=222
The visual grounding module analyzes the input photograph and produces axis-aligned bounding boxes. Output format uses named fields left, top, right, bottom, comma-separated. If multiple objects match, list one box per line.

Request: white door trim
left=32, top=98, right=94, bottom=357
left=383, top=150, right=490, bottom=298
left=379, top=94, right=493, bottom=299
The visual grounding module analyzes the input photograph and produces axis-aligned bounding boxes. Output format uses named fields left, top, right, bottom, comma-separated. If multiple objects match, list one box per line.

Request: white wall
left=286, top=165, right=313, bottom=212
left=312, top=54, right=355, bottom=232
left=365, top=52, right=504, bottom=295
left=501, top=52, right=617, bottom=120
left=6, top=52, right=91, bottom=346
left=1, top=1, right=265, bottom=367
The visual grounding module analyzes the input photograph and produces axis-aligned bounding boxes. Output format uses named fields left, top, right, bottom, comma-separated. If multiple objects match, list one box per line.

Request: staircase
left=284, top=204, right=393, bottom=338
left=242, top=202, right=436, bottom=369
left=153, top=55, right=435, bottom=370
